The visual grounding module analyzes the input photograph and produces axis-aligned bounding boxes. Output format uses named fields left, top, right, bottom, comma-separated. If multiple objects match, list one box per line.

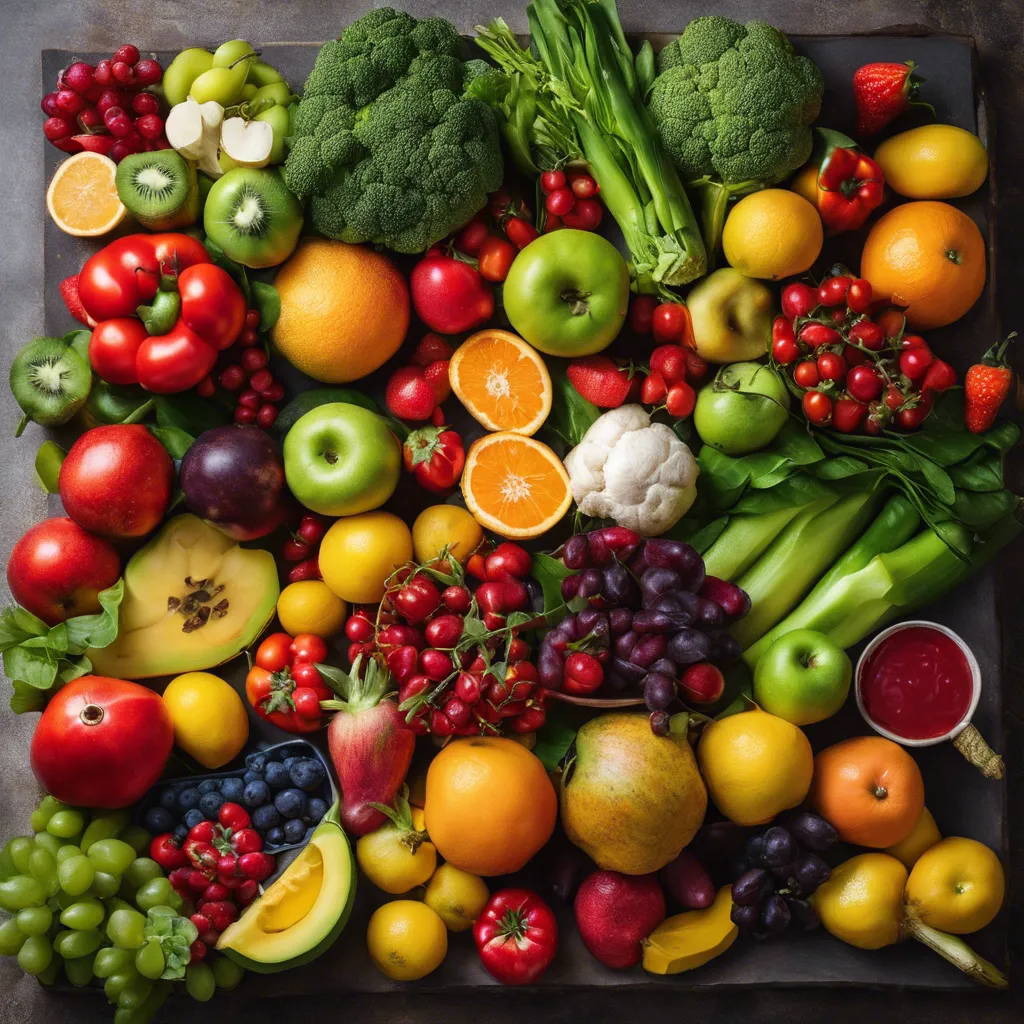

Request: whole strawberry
left=853, top=61, right=930, bottom=136
left=386, top=366, right=437, bottom=422
left=965, top=333, right=1016, bottom=434
left=567, top=356, right=639, bottom=408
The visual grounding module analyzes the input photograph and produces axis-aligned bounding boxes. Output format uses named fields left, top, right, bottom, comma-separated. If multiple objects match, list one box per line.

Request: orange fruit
left=272, top=239, right=409, bottom=383
left=423, top=736, right=557, bottom=876
left=860, top=201, right=985, bottom=329
left=810, top=736, right=925, bottom=849
left=461, top=432, right=572, bottom=539
left=46, top=152, right=126, bottom=237
left=448, top=329, right=552, bottom=436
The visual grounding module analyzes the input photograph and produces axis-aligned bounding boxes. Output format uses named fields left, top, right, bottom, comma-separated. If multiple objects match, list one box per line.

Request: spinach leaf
left=545, top=366, right=599, bottom=448
left=250, top=280, right=281, bottom=333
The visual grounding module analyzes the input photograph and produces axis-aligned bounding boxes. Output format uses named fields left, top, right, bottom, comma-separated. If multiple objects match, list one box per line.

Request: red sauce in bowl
left=858, top=626, right=974, bottom=740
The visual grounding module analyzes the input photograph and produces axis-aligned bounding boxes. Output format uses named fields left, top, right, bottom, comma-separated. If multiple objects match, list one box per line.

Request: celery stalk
left=702, top=502, right=821, bottom=582
left=729, top=489, right=884, bottom=649
left=743, top=494, right=920, bottom=666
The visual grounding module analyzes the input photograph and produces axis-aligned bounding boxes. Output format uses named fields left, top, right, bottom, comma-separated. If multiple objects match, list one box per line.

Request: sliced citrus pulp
left=461, top=432, right=572, bottom=539
left=45, top=152, right=126, bottom=237
left=448, top=329, right=552, bottom=436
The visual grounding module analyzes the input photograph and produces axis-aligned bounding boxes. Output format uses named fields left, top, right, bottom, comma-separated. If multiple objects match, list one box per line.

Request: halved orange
left=46, top=152, right=126, bottom=237
left=449, top=329, right=552, bottom=436
left=462, top=432, right=572, bottom=539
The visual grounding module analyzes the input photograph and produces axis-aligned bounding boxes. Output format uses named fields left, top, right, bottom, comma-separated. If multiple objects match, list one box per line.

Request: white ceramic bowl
left=854, top=619, right=981, bottom=747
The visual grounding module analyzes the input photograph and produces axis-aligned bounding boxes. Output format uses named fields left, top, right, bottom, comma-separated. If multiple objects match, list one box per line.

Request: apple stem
left=951, top=724, right=1005, bottom=779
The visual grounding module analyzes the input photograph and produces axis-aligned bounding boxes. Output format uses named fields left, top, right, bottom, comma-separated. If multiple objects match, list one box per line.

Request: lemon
left=412, top=505, right=483, bottom=568
left=885, top=807, right=941, bottom=870
left=162, top=673, right=248, bottom=769
left=697, top=709, right=813, bottom=825
left=874, top=125, right=987, bottom=200
left=319, top=511, right=413, bottom=604
left=424, top=863, right=490, bottom=932
left=812, top=853, right=907, bottom=950
left=366, top=900, right=447, bottom=981
left=722, top=189, right=823, bottom=280
left=356, top=807, right=437, bottom=895
left=277, top=581, right=347, bottom=638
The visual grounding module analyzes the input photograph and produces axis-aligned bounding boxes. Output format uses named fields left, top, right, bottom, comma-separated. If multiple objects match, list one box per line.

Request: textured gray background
left=2, top=2, right=1024, bottom=1022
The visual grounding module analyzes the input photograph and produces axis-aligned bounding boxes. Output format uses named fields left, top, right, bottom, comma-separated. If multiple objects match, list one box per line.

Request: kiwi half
left=115, top=150, right=199, bottom=230
left=9, top=337, right=91, bottom=435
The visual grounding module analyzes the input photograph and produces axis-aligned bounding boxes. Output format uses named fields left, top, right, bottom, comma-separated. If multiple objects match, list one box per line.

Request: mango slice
left=642, top=885, right=738, bottom=975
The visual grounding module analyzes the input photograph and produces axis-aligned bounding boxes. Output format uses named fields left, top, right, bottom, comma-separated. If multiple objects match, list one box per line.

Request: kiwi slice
left=9, top=337, right=91, bottom=436
left=115, top=150, right=199, bottom=230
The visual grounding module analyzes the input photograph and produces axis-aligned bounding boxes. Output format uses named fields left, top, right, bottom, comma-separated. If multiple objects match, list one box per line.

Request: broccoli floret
left=285, top=8, right=503, bottom=253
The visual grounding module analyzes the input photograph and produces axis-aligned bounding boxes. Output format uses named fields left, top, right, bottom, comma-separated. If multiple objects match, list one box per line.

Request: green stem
left=904, top=913, right=1008, bottom=989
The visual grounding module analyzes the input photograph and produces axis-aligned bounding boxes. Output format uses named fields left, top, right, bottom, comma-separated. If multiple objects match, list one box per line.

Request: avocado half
left=217, top=800, right=356, bottom=972
left=88, top=514, right=279, bottom=680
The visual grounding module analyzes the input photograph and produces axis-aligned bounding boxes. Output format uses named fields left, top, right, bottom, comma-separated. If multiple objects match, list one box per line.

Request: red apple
left=574, top=870, right=666, bottom=968
left=59, top=424, right=173, bottom=538
left=6, top=517, right=121, bottom=625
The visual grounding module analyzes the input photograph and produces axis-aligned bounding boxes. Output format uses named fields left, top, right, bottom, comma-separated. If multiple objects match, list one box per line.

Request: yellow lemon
left=874, top=125, right=987, bottom=199
left=162, top=673, right=248, bottom=769
left=697, top=709, right=813, bottom=825
left=812, top=853, right=907, bottom=950
left=722, top=189, right=823, bottom=280
left=885, top=806, right=941, bottom=870
left=356, top=807, right=437, bottom=896
left=424, top=863, right=490, bottom=932
left=412, top=505, right=484, bottom=568
left=319, top=511, right=412, bottom=604
left=276, top=581, right=347, bottom=638
left=905, top=837, right=1005, bottom=934
left=366, top=900, right=447, bottom=981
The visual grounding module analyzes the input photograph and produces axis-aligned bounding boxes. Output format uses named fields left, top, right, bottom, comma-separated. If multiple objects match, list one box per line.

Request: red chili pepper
left=473, top=888, right=558, bottom=985
left=804, top=129, right=885, bottom=233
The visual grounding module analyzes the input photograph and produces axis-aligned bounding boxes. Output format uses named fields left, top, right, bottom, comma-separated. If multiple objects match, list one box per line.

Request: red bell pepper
left=801, top=129, right=885, bottom=233
left=473, top=888, right=558, bottom=985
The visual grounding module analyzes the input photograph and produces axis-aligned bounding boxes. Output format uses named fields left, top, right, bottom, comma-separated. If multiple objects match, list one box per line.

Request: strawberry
left=853, top=61, right=931, bottom=136
left=567, top=356, right=636, bottom=408
left=965, top=334, right=1016, bottom=434
left=423, top=359, right=452, bottom=403
left=411, top=333, right=454, bottom=367
left=386, top=366, right=437, bottom=421
left=60, top=274, right=96, bottom=327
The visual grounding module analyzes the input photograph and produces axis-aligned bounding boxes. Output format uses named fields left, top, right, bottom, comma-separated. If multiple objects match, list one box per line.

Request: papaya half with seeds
left=88, top=514, right=278, bottom=680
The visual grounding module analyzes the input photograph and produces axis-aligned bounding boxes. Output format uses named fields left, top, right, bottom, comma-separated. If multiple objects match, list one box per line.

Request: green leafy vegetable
left=148, top=425, right=195, bottom=460
left=545, top=366, right=600, bottom=449
left=531, top=703, right=578, bottom=771
left=143, top=907, right=198, bottom=981
left=250, top=281, right=281, bottom=333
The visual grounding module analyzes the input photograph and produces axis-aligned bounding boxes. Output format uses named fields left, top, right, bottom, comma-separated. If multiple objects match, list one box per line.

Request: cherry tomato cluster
left=344, top=542, right=546, bottom=738
left=539, top=168, right=603, bottom=233
left=280, top=512, right=327, bottom=584
left=384, top=334, right=454, bottom=423
left=42, top=47, right=168, bottom=161
left=245, top=632, right=332, bottom=732
left=772, top=274, right=957, bottom=434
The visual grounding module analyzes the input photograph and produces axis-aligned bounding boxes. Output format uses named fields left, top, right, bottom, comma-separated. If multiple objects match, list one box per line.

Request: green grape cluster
left=0, top=794, right=245, bottom=1023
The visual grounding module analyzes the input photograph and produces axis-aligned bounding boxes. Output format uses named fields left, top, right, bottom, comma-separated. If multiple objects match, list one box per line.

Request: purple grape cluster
left=730, top=812, right=839, bottom=939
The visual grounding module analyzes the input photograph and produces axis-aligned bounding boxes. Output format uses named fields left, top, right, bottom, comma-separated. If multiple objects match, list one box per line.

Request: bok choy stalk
left=729, top=486, right=885, bottom=649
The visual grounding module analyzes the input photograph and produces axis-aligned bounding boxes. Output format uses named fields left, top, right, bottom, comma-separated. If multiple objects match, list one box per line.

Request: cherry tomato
left=922, top=358, right=956, bottom=393
left=899, top=345, right=933, bottom=381
left=420, top=648, right=454, bottom=681
left=455, top=215, right=489, bottom=257
left=897, top=392, right=933, bottom=430
left=816, top=352, right=846, bottom=382
left=178, top=263, right=246, bottom=350
left=394, top=577, right=442, bottom=624
left=864, top=403, right=887, bottom=435
left=818, top=276, right=853, bottom=307
left=844, top=344, right=868, bottom=367
left=256, top=632, right=293, bottom=672
left=772, top=336, right=800, bottom=364
left=641, top=371, right=667, bottom=404
left=652, top=303, right=689, bottom=344
left=505, top=217, right=539, bottom=249
left=665, top=380, right=696, bottom=419
left=539, top=169, right=566, bottom=193
left=798, top=322, right=842, bottom=348
left=884, top=385, right=906, bottom=412
left=290, top=634, right=328, bottom=665
left=411, top=252, right=493, bottom=335
left=899, top=333, right=929, bottom=351
left=684, top=350, right=708, bottom=381
left=781, top=282, right=818, bottom=320
left=291, top=662, right=327, bottom=693
left=846, top=278, right=873, bottom=313
left=876, top=308, right=906, bottom=339
left=848, top=319, right=885, bottom=350
left=832, top=396, right=868, bottom=433
left=293, top=688, right=322, bottom=719
left=88, top=317, right=147, bottom=385
left=136, top=322, right=218, bottom=393
left=570, top=174, right=598, bottom=198
left=485, top=542, right=532, bottom=581
left=847, top=364, right=884, bottom=402
left=802, top=389, right=833, bottom=425
left=649, top=344, right=687, bottom=385
left=545, top=188, right=574, bottom=217
left=561, top=198, right=602, bottom=231
left=628, top=295, right=657, bottom=334
left=563, top=651, right=603, bottom=695
left=478, top=236, right=517, bottom=283
left=793, top=360, right=820, bottom=388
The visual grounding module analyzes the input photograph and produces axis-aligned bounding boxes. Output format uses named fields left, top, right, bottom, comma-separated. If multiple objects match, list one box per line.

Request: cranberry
left=135, top=113, right=164, bottom=140
left=111, top=61, right=135, bottom=86
left=93, top=59, right=113, bottom=86
left=64, top=62, right=95, bottom=95
left=241, top=347, right=268, bottom=372
left=219, top=365, right=247, bottom=391
left=257, top=404, right=278, bottom=429
left=234, top=406, right=257, bottom=424
left=133, top=59, right=163, bottom=85
left=113, top=44, right=141, bottom=65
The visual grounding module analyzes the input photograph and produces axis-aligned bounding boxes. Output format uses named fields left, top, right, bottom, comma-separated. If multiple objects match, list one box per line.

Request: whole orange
left=810, top=735, right=924, bottom=849
left=860, top=201, right=985, bottom=329
left=424, top=736, right=557, bottom=876
left=272, top=238, right=409, bottom=383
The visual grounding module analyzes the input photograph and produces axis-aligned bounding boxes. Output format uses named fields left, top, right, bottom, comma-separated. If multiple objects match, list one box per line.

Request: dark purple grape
left=611, top=657, right=646, bottom=684
left=644, top=539, right=706, bottom=591
left=576, top=568, right=603, bottom=600
left=629, top=634, right=666, bottom=668
left=632, top=609, right=677, bottom=634
left=609, top=608, right=634, bottom=635
left=627, top=545, right=648, bottom=576
left=575, top=607, right=607, bottom=636
left=731, top=868, right=772, bottom=906
left=667, top=627, right=712, bottom=665
left=614, top=630, right=638, bottom=659
left=649, top=710, right=671, bottom=736
left=760, top=893, right=791, bottom=933
left=651, top=590, right=699, bottom=623
left=744, top=835, right=766, bottom=866
left=786, top=897, right=821, bottom=931
left=604, top=667, right=629, bottom=691
left=761, top=827, right=795, bottom=868
left=707, top=631, right=742, bottom=665
left=587, top=530, right=611, bottom=566
left=792, top=854, right=831, bottom=894
left=694, top=597, right=726, bottom=629
left=784, top=812, right=839, bottom=852
left=560, top=573, right=581, bottom=601
left=643, top=672, right=676, bottom=710
left=640, top=567, right=683, bottom=606
left=602, top=562, right=639, bottom=606
left=730, top=902, right=761, bottom=934
left=563, top=534, right=590, bottom=570
left=537, top=647, right=564, bottom=688
left=649, top=657, right=677, bottom=678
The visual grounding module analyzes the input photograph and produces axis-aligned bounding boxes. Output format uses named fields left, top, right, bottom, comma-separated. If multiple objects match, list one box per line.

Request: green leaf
left=10, top=679, right=46, bottom=714
left=202, top=237, right=251, bottom=304
left=0, top=605, right=47, bottom=651
left=531, top=704, right=577, bottom=771
left=250, top=281, right=281, bottom=332
left=154, top=393, right=229, bottom=435
left=61, top=579, right=124, bottom=653
left=59, top=655, right=92, bottom=685
left=530, top=552, right=572, bottom=625
left=3, top=645, right=58, bottom=690
left=34, top=440, right=66, bottom=493
left=545, top=365, right=600, bottom=449
left=148, top=425, right=195, bottom=460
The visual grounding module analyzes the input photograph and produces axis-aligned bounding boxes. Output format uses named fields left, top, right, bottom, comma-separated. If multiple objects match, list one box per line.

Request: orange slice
left=46, top=152, right=126, bottom=237
left=462, top=432, right=572, bottom=539
left=449, top=329, right=552, bottom=436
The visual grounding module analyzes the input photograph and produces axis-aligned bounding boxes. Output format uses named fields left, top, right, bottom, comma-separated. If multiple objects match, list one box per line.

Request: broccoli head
left=648, top=16, right=823, bottom=187
left=285, top=8, right=503, bottom=253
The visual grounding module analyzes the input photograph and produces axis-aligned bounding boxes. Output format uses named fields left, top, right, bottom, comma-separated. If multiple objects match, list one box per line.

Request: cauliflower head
left=563, top=405, right=699, bottom=537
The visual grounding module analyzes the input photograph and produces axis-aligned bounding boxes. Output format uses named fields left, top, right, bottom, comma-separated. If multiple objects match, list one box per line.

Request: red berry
left=96, top=89, right=122, bottom=115
left=257, top=403, right=278, bottom=429
left=649, top=344, right=687, bottom=385
left=42, top=116, right=73, bottom=142
left=114, top=44, right=141, bottom=64
left=423, top=359, right=451, bottom=403
left=195, top=376, right=215, bottom=398
left=455, top=671, right=483, bottom=705
left=93, top=60, right=113, bottom=86
left=133, top=59, right=163, bottom=85
left=846, top=278, right=873, bottom=313
left=103, top=106, right=133, bottom=137
left=429, top=709, right=455, bottom=737
left=289, top=557, right=322, bottom=583
left=345, top=613, right=375, bottom=643
left=781, top=282, right=818, bottom=320
left=237, top=389, right=261, bottom=410
left=234, top=406, right=256, bottom=425
left=545, top=188, right=574, bottom=217
left=539, top=169, right=566, bottom=193
left=561, top=198, right=602, bottom=231
left=510, top=705, right=545, bottom=733
left=793, top=360, right=820, bottom=388
left=55, top=89, right=85, bottom=116
left=652, top=303, right=688, bottom=344
left=241, top=347, right=268, bottom=372
left=772, top=335, right=800, bottom=365
left=628, top=295, right=656, bottom=334
left=899, top=344, right=933, bottom=381
left=419, top=648, right=454, bottom=681
left=411, top=333, right=454, bottom=367
left=249, top=368, right=274, bottom=394
left=818, top=276, right=853, bottom=307
left=847, top=364, right=884, bottom=402
left=219, top=365, right=246, bottom=391
left=799, top=322, right=842, bottom=348
left=802, top=389, right=833, bottom=426
left=245, top=310, right=261, bottom=330
left=563, top=651, right=603, bottom=695
left=442, top=585, right=472, bottom=614
left=135, top=113, right=163, bottom=140
left=189, top=940, right=208, bottom=964
left=641, top=371, right=667, bottom=405
left=64, top=62, right=95, bottom=95
left=239, top=327, right=259, bottom=347
left=41, top=92, right=61, bottom=117
left=665, top=381, right=696, bottom=419
left=77, top=106, right=103, bottom=130
left=296, top=515, right=326, bottom=546
left=679, top=662, right=725, bottom=704
left=816, top=352, right=846, bottom=382
left=111, top=62, right=135, bottom=87
left=385, top=366, right=437, bottom=421
left=570, top=174, right=598, bottom=199
left=848, top=319, right=885, bottom=350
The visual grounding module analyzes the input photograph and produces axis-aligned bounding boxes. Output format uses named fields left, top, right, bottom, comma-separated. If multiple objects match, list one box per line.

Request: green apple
left=688, top=267, right=775, bottom=364
left=693, top=361, right=790, bottom=455
left=753, top=628, right=852, bottom=725
left=283, top=403, right=400, bottom=517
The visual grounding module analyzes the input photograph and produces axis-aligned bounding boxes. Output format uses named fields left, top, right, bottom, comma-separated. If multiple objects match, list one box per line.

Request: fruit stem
left=903, top=911, right=1008, bottom=989
left=951, top=723, right=1005, bottom=779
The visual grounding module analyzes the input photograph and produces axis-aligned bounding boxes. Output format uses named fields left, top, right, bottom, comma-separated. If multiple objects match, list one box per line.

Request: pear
left=252, top=82, right=295, bottom=107
left=254, top=104, right=291, bottom=164
left=189, top=54, right=255, bottom=107
left=220, top=117, right=274, bottom=169
left=247, top=60, right=285, bottom=87
left=212, top=40, right=256, bottom=68
left=163, top=48, right=213, bottom=107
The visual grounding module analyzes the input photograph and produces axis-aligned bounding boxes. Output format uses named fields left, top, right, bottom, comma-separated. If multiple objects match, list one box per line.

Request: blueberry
left=177, top=788, right=201, bottom=811
left=289, top=759, right=326, bottom=792
left=242, top=780, right=270, bottom=809
left=252, top=804, right=281, bottom=832
left=274, top=788, right=307, bottom=819
left=183, top=808, right=205, bottom=829
left=173, top=823, right=189, bottom=843
left=245, top=752, right=269, bottom=772
left=199, top=792, right=224, bottom=818
left=264, top=762, right=290, bottom=790
left=266, top=827, right=285, bottom=847
left=243, top=770, right=263, bottom=785
left=198, top=779, right=219, bottom=794
left=283, top=819, right=306, bottom=843
left=283, top=756, right=301, bottom=771
left=220, top=778, right=245, bottom=803
left=158, top=789, right=178, bottom=811
left=144, top=806, right=174, bottom=834
left=306, top=798, right=328, bottom=824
